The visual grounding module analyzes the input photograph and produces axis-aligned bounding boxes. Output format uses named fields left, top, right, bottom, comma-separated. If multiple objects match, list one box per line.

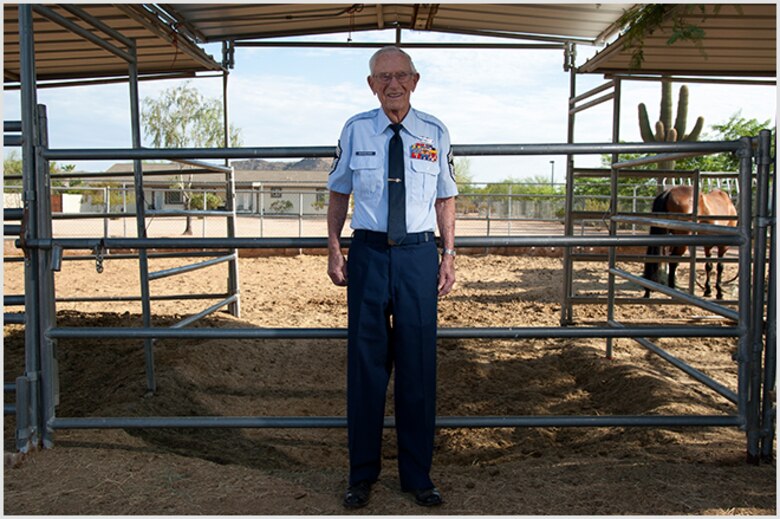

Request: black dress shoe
left=413, top=487, right=443, bottom=507
left=343, top=480, right=372, bottom=509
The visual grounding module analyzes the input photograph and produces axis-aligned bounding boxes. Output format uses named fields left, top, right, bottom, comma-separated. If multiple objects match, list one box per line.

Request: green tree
left=4, top=150, right=78, bottom=187
left=141, top=82, right=242, bottom=234
left=617, top=4, right=733, bottom=69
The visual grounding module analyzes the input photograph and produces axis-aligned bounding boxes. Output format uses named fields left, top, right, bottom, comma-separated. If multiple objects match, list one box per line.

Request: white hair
left=369, top=46, right=418, bottom=75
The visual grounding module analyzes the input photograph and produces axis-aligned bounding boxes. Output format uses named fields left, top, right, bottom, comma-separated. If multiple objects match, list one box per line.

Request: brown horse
left=643, top=185, right=737, bottom=299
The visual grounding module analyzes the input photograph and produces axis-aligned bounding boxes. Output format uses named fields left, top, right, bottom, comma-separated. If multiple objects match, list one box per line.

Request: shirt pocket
left=350, top=154, right=383, bottom=201
left=409, top=159, right=439, bottom=201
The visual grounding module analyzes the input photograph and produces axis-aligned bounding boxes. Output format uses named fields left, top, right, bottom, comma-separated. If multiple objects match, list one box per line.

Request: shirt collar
left=373, top=107, right=423, bottom=139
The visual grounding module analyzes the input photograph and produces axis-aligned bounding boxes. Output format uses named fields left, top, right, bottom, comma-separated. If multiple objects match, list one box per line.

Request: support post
left=128, top=41, right=156, bottom=394
left=605, top=78, right=621, bottom=358
left=560, top=43, right=577, bottom=325
left=735, top=137, right=757, bottom=463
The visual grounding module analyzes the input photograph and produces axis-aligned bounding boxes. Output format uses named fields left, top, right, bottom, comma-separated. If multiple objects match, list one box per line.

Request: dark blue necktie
left=387, top=123, right=406, bottom=245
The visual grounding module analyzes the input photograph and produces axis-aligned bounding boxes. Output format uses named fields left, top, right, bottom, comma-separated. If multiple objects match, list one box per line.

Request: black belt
left=352, top=229, right=435, bottom=246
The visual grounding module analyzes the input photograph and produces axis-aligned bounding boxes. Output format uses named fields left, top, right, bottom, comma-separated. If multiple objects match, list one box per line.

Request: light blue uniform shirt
left=328, top=107, right=459, bottom=233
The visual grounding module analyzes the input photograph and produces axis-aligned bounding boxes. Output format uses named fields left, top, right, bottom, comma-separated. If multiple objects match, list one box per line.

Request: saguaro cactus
left=638, top=79, right=704, bottom=170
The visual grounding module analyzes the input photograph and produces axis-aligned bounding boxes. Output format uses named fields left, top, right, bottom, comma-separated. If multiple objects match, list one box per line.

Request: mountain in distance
left=231, top=158, right=333, bottom=171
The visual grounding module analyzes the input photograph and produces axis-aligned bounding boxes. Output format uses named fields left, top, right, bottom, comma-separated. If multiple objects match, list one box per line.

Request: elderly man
left=327, top=46, right=457, bottom=509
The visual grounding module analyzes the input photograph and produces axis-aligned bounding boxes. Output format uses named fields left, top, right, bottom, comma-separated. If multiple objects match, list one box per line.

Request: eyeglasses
left=373, top=72, right=414, bottom=84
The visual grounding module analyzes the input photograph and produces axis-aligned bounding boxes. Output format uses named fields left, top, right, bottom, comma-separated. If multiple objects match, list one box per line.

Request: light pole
left=549, top=160, right=555, bottom=187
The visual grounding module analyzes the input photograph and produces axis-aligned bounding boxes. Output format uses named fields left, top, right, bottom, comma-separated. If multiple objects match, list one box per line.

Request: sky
left=3, top=17, right=777, bottom=184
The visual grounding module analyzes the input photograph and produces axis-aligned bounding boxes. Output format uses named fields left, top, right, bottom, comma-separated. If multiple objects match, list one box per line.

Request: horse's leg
left=703, top=246, right=713, bottom=297
left=668, top=245, right=687, bottom=290
left=716, top=245, right=727, bottom=299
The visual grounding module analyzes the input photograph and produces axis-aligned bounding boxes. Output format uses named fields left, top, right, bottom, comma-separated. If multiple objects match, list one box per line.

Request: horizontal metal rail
left=147, top=209, right=234, bottom=217
left=4, top=295, right=24, bottom=306
left=4, top=404, right=15, bottom=416
left=4, top=313, right=25, bottom=325
left=571, top=253, right=738, bottom=264
left=613, top=151, right=720, bottom=169
left=21, top=234, right=745, bottom=251
left=4, top=383, right=15, bottom=392
left=4, top=135, right=22, bottom=147
left=4, top=208, right=23, bottom=220
left=571, top=296, right=738, bottom=306
left=611, top=215, right=741, bottom=235
left=171, top=157, right=232, bottom=174
left=611, top=320, right=738, bottom=404
left=149, top=253, right=236, bottom=281
left=610, top=268, right=740, bottom=321
left=4, top=225, right=21, bottom=236
left=4, top=251, right=235, bottom=263
left=47, top=325, right=741, bottom=340
left=4, top=121, right=22, bottom=132
left=170, top=295, right=239, bottom=329
left=50, top=414, right=743, bottom=429
left=3, top=168, right=223, bottom=181
left=56, top=293, right=230, bottom=303
left=42, top=141, right=743, bottom=161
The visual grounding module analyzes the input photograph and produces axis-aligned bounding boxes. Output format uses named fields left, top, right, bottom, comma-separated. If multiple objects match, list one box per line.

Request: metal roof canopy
left=579, top=3, right=776, bottom=79
left=3, top=3, right=223, bottom=85
left=163, top=3, right=630, bottom=45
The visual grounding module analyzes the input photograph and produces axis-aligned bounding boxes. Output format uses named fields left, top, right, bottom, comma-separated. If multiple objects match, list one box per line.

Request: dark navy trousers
left=346, top=231, right=439, bottom=491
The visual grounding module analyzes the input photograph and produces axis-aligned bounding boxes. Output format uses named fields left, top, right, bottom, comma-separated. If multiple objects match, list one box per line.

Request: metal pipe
left=4, top=295, right=25, bottom=306
left=4, top=404, right=16, bottom=416
left=20, top=234, right=745, bottom=251
left=4, top=168, right=228, bottom=181
left=611, top=321, right=738, bottom=403
left=31, top=5, right=134, bottom=63
left=735, top=137, right=756, bottom=462
left=50, top=414, right=742, bottom=430
left=18, top=4, right=41, bottom=451
left=57, top=4, right=135, bottom=48
left=4, top=208, right=23, bottom=220
left=170, top=295, right=239, bottom=329
left=5, top=135, right=23, bottom=147
left=569, top=81, right=613, bottom=104
left=4, top=383, right=15, bottom=392
left=147, top=209, right=234, bottom=217
left=42, top=141, right=743, bottom=161
left=149, top=253, right=236, bottom=281
left=171, top=157, right=232, bottom=174
left=570, top=296, right=738, bottom=306
left=56, top=293, right=230, bottom=303
left=47, top=325, right=741, bottom=341
left=569, top=93, right=614, bottom=115
left=610, top=215, right=742, bottom=235
left=4, top=313, right=25, bottom=325
left=5, top=225, right=22, bottom=236
left=613, top=151, right=721, bottom=169
left=760, top=149, right=776, bottom=461
left=127, top=42, right=156, bottom=394
left=4, top=121, right=22, bottom=132
left=610, top=268, right=739, bottom=322
left=561, top=58, right=577, bottom=326
left=234, top=40, right=565, bottom=50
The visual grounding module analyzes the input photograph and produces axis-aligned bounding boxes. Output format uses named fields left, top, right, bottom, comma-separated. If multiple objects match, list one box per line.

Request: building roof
left=4, top=3, right=223, bottom=84
left=579, top=3, right=776, bottom=78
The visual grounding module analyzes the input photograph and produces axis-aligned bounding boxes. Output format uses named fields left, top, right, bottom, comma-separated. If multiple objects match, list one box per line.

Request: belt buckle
left=388, top=238, right=398, bottom=246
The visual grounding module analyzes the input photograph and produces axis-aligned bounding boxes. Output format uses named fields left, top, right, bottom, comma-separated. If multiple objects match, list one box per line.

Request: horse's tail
left=644, top=189, right=671, bottom=283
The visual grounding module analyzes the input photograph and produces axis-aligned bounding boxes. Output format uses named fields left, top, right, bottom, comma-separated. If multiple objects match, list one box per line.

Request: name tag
left=355, top=151, right=376, bottom=156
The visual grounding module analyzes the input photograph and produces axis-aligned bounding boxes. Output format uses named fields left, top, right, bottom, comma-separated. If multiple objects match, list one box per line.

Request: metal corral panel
left=3, top=3, right=222, bottom=83
left=166, top=3, right=631, bottom=44
left=579, top=3, right=777, bottom=77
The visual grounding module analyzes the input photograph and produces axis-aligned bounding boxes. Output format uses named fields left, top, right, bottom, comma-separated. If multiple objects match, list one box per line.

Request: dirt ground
left=3, top=251, right=775, bottom=515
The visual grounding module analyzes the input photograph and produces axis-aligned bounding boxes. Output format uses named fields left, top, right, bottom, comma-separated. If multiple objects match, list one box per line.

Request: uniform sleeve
left=327, top=121, right=353, bottom=195
left=436, top=123, right=459, bottom=199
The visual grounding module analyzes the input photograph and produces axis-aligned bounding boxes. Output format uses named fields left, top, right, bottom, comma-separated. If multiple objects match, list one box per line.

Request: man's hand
left=328, top=250, right=348, bottom=286
left=437, top=254, right=455, bottom=296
